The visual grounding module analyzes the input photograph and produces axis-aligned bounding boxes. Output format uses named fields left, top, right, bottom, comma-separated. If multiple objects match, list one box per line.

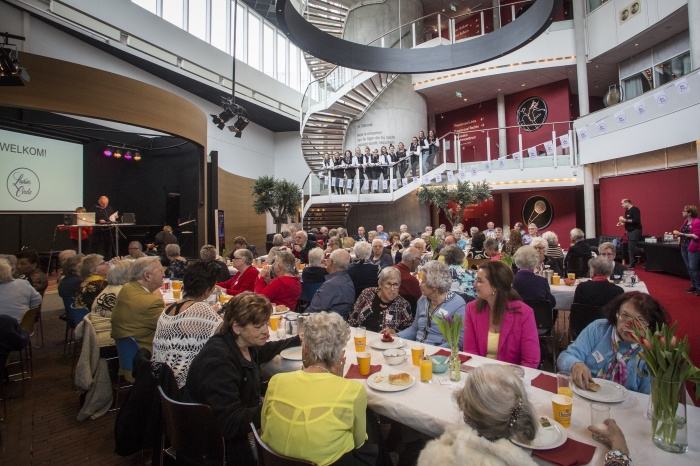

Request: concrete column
left=496, top=92, right=507, bottom=157
left=501, top=192, right=510, bottom=230
left=492, top=0, right=501, bottom=30
left=573, top=0, right=595, bottom=237
left=689, top=0, right=700, bottom=71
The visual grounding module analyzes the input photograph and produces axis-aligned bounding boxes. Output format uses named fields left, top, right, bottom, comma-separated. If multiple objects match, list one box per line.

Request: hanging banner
left=331, top=177, right=337, bottom=187
left=371, top=180, right=379, bottom=191
left=470, top=165, right=478, bottom=176
left=634, top=101, right=647, bottom=115
left=363, top=180, right=369, bottom=191
left=338, top=178, right=345, bottom=187
left=423, top=174, right=432, bottom=184
left=346, top=179, right=353, bottom=190
left=654, top=91, right=669, bottom=106
left=435, top=173, right=443, bottom=183
left=382, top=180, right=388, bottom=191
left=576, top=127, right=589, bottom=141
left=559, top=134, right=570, bottom=148
left=527, top=147, right=538, bottom=158
left=675, top=78, right=689, bottom=94
left=446, top=171, right=454, bottom=182
left=596, top=120, right=608, bottom=134
left=614, top=110, right=627, bottom=125
left=484, top=161, right=492, bottom=172
left=513, top=153, right=522, bottom=164
left=391, top=179, right=398, bottom=190
left=543, top=141, right=554, bottom=156
left=497, top=157, right=506, bottom=169
left=458, top=169, right=467, bottom=181
left=402, top=177, right=408, bottom=186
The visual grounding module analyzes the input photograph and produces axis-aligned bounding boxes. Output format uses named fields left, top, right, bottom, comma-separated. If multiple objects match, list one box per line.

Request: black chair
left=566, top=255, right=590, bottom=278
left=568, top=303, right=605, bottom=342
left=401, top=294, right=418, bottom=319
left=250, top=422, right=316, bottom=466
left=525, top=300, right=556, bottom=371
left=455, top=292, right=475, bottom=305
left=159, top=386, right=226, bottom=466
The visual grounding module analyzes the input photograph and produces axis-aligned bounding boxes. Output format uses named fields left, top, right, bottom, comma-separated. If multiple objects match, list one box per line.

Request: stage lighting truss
left=211, top=97, right=249, bottom=137
left=103, top=144, right=141, bottom=161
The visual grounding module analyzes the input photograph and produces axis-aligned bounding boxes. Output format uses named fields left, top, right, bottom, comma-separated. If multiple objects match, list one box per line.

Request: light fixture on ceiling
left=0, top=32, right=30, bottom=86
left=113, top=149, right=122, bottom=159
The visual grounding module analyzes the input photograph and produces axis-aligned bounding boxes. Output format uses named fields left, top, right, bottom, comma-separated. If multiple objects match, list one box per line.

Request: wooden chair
left=467, top=258, right=490, bottom=271
left=568, top=304, right=605, bottom=342
left=525, top=300, right=556, bottom=371
left=250, top=422, right=316, bottom=466
left=159, top=386, right=226, bottom=465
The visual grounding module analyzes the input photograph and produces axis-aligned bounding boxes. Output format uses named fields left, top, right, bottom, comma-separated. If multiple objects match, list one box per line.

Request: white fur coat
left=418, top=424, right=537, bottom=466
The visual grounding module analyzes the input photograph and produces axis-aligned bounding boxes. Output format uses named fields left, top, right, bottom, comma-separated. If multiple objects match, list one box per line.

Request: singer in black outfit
left=409, top=137, right=421, bottom=177
left=343, top=150, right=356, bottom=194
left=332, top=152, right=345, bottom=194
left=94, top=196, right=116, bottom=256
left=427, top=130, right=440, bottom=172
left=380, top=146, right=390, bottom=193
left=396, top=142, right=408, bottom=179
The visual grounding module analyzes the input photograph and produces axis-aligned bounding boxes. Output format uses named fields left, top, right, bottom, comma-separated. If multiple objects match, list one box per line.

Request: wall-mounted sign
left=516, top=96, right=548, bottom=132
left=521, top=195, right=554, bottom=230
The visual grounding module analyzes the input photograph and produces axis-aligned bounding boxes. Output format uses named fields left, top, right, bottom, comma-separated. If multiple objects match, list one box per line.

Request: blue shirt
left=557, top=319, right=650, bottom=394
left=367, top=253, right=393, bottom=270
left=456, top=239, right=467, bottom=249
left=307, top=270, right=355, bottom=319
left=376, top=232, right=389, bottom=243
left=448, top=265, right=476, bottom=298
left=398, top=292, right=466, bottom=349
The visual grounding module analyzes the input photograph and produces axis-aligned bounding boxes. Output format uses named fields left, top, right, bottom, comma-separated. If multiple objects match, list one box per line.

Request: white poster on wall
left=0, top=129, right=83, bottom=211
left=446, top=171, right=454, bottom=182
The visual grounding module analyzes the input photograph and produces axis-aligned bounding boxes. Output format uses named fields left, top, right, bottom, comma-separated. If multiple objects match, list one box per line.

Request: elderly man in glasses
left=292, top=230, right=319, bottom=264
left=598, top=241, right=627, bottom=281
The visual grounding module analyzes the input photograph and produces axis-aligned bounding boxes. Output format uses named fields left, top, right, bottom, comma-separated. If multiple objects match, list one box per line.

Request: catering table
left=265, top=329, right=700, bottom=465
left=549, top=280, right=649, bottom=311
left=641, top=242, right=690, bottom=279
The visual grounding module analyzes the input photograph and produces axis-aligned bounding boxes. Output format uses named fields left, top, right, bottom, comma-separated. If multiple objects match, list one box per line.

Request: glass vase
left=448, top=347, right=461, bottom=382
left=650, top=377, right=688, bottom=453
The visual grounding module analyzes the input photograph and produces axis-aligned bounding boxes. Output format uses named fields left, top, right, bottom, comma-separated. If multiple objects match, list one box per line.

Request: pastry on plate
left=588, top=382, right=601, bottom=392
left=388, top=373, right=412, bottom=386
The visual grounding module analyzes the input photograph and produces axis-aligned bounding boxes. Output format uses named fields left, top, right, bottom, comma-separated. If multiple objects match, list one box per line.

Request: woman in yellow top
left=261, top=312, right=368, bottom=466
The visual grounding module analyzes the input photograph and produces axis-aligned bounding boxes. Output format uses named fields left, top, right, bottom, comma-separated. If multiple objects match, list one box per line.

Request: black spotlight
left=211, top=106, right=235, bottom=130
left=228, top=114, right=249, bottom=138
left=0, top=43, right=28, bottom=86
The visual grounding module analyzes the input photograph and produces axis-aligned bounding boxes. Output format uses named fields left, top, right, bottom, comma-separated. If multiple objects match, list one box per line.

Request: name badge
left=385, top=313, right=394, bottom=323
left=436, top=308, right=448, bottom=318
left=592, top=350, right=604, bottom=363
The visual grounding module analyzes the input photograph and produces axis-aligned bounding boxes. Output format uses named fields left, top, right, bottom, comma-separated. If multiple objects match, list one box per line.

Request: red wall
left=599, top=167, right=700, bottom=238
left=508, top=188, right=579, bottom=246
left=436, top=80, right=573, bottom=162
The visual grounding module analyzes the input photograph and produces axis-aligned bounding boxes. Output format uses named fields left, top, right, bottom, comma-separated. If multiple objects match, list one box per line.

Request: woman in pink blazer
left=463, top=261, right=540, bottom=368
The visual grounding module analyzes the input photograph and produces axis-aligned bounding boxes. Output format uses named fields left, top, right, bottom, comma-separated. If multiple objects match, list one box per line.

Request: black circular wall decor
left=516, top=97, right=548, bottom=132
left=522, top=195, right=553, bottom=230
left=274, top=0, right=563, bottom=74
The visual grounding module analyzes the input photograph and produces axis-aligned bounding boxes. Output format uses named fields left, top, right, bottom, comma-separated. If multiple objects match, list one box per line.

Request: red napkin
left=532, top=438, right=597, bottom=466
left=460, top=364, right=476, bottom=373
left=344, top=364, right=382, bottom=379
left=432, top=349, right=472, bottom=363
left=532, top=373, right=558, bottom=393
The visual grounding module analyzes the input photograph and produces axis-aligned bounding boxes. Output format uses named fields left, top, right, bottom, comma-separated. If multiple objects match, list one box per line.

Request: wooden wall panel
left=0, top=53, right=207, bottom=147
left=217, top=168, right=267, bottom=253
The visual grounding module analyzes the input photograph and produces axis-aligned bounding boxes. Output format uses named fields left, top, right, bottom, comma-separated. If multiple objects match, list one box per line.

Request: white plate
left=280, top=346, right=302, bottom=361
left=272, top=307, right=291, bottom=316
left=369, top=338, right=405, bottom=350
left=511, top=417, right=567, bottom=450
left=367, top=372, right=416, bottom=392
left=572, top=379, right=628, bottom=403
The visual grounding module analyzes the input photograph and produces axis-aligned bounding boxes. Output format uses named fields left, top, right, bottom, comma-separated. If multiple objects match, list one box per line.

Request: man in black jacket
left=291, top=230, right=318, bottom=264
left=619, top=198, right=642, bottom=269
left=564, top=228, right=592, bottom=276
left=353, top=226, right=368, bottom=242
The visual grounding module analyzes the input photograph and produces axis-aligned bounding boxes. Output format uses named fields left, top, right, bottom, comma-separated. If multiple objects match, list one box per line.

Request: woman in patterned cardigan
left=348, top=267, right=412, bottom=332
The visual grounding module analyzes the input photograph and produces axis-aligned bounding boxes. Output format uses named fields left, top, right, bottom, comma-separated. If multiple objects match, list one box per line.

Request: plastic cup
left=269, top=315, right=281, bottom=331
left=551, top=394, right=573, bottom=428
left=277, top=327, right=287, bottom=339
left=567, top=273, right=576, bottom=280
left=420, top=357, right=433, bottom=383
left=354, top=327, right=367, bottom=352
left=552, top=274, right=560, bottom=285
left=173, top=289, right=181, bottom=300
left=557, top=372, right=573, bottom=398
left=590, top=403, right=610, bottom=441
left=357, top=352, right=371, bottom=375
left=172, top=280, right=182, bottom=291
left=161, top=279, right=171, bottom=293
left=220, top=293, right=231, bottom=304
left=411, top=345, right=425, bottom=366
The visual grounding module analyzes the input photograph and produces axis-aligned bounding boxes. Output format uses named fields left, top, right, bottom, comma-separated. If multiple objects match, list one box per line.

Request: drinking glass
left=357, top=353, right=371, bottom=375
left=590, top=404, right=610, bottom=441
left=354, top=327, right=367, bottom=352
left=420, top=357, right=433, bottom=383
left=411, top=345, right=424, bottom=366
left=557, top=372, right=572, bottom=398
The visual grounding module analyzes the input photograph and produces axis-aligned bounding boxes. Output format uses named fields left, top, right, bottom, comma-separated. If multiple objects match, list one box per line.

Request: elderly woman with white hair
left=563, top=228, right=592, bottom=276
left=573, top=256, right=624, bottom=308
left=348, top=241, right=380, bottom=299
left=301, top=247, right=328, bottom=284
left=382, top=261, right=466, bottom=349
left=419, top=365, right=539, bottom=465
left=164, top=244, right=188, bottom=279
left=75, top=254, right=111, bottom=310
left=261, top=312, right=373, bottom=466
left=255, top=250, right=301, bottom=309
left=541, top=231, right=564, bottom=259
left=512, top=246, right=556, bottom=308
left=90, top=260, right=134, bottom=348
left=530, top=237, right=562, bottom=276
left=0, top=258, right=42, bottom=322
left=349, top=267, right=412, bottom=332
left=200, top=244, right=231, bottom=282
left=441, top=245, right=476, bottom=299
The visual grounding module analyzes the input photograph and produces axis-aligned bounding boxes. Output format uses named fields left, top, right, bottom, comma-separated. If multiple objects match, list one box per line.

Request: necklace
left=307, top=365, right=331, bottom=373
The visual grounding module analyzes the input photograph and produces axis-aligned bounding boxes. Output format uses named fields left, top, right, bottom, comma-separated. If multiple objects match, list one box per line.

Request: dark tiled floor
left=0, top=316, right=142, bottom=466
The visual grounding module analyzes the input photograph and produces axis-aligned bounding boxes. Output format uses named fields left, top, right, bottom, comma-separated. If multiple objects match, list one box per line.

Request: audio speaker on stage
left=166, top=193, right=180, bottom=228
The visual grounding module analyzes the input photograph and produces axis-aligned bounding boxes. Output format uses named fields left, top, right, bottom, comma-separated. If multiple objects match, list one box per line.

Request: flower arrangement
left=433, top=314, right=464, bottom=381
left=427, top=237, right=440, bottom=256
left=631, top=320, right=700, bottom=452
left=500, top=251, right=515, bottom=268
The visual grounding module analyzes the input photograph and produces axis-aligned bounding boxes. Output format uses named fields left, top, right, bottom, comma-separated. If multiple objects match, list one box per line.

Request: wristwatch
left=604, top=450, right=632, bottom=466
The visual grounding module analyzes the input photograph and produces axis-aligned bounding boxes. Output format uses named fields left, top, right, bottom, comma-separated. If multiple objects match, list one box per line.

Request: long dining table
left=549, top=279, right=649, bottom=311
left=264, top=328, right=700, bottom=466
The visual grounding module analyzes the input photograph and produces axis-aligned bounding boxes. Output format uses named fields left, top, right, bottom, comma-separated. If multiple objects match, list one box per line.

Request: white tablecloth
left=268, top=329, right=700, bottom=466
left=550, top=280, right=650, bottom=311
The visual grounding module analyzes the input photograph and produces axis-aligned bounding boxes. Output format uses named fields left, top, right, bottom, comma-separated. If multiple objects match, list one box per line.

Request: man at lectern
left=94, top=196, right=116, bottom=256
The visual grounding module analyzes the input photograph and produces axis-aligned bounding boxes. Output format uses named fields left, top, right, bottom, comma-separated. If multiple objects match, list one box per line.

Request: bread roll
left=588, top=382, right=601, bottom=392
left=388, top=373, right=412, bottom=386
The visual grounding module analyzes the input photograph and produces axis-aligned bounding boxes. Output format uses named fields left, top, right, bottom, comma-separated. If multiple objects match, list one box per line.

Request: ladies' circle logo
left=7, top=168, right=40, bottom=202
left=522, top=195, right=554, bottom=230
left=516, top=97, right=548, bottom=132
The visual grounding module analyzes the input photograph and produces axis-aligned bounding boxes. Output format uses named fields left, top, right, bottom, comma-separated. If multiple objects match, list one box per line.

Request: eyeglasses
left=616, top=312, right=648, bottom=328
left=533, top=246, right=545, bottom=250
left=600, top=252, right=615, bottom=258
left=383, top=282, right=401, bottom=289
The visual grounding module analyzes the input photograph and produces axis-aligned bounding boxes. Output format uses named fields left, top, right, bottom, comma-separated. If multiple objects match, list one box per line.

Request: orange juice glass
left=567, top=273, right=576, bottom=280
left=357, top=353, right=371, bottom=375
left=551, top=394, right=573, bottom=428
left=354, top=327, right=367, bottom=352
left=552, top=274, right=560, bottom=285
left=172, top=280, right=182, bottom=290
left=420, top=357, right=433, bottom=383
left=557, top=372, right=572, bottom=397
left=411, top=345, right=424, bottom=366
left=173, top=289, right=181, bottom=300
left=269, top=315, right=281, bottom=331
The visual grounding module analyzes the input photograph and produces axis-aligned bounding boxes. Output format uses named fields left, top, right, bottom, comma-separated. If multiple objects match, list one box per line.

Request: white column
left=501, top=192, right=510, bottom=230
left=574, top=0, right=595, bottom=237
left=497, top=92, right=507, bottom=158
left=689, top=0, right=700, bottom=72
left=492, top=0, right=501, bottom=30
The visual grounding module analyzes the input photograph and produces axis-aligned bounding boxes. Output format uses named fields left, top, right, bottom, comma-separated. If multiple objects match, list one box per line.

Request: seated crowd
left=0, top=219, right=649, bottom=466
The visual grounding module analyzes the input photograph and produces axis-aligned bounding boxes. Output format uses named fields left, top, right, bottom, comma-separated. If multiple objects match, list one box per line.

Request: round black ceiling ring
left=275, top=0, right=563, bottom=74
